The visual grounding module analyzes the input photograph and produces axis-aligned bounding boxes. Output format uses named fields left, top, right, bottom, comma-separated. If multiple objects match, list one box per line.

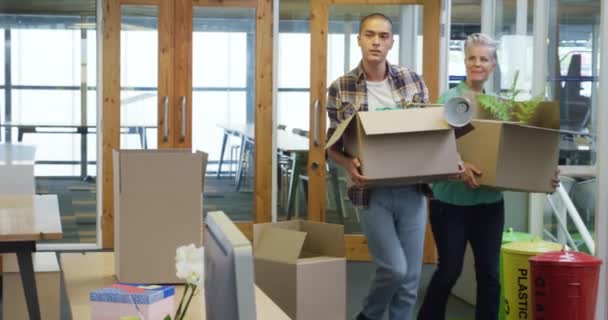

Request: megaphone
left=443, top=97, right=473, bottom=128
left=406, top=96, right=474, bottom=138
left=406, top=96, right=473, bottom=127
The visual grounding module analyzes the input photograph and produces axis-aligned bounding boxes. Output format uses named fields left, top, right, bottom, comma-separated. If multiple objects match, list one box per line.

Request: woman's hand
left=448, top=161, right=466, bottom=181
left=347, top=158, right=367, bottom=187
left=460, top=162, right=482, bottom=189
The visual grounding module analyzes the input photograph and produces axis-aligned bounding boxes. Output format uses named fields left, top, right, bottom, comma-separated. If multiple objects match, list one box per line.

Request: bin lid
left=529, top=248, right=603, bottom=267
left=502, top=228, right=536, bottom=244
left=502, top=240, right=563, bottom=255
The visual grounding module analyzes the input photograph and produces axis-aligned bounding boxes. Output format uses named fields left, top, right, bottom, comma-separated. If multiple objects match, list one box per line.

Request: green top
left=431, top=81, right=503, bottom=206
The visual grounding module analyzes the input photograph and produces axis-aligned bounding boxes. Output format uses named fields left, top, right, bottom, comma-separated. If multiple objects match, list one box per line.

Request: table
left=61, top=252, right=291, bottom=320
left=0, top=122, right=155, bottom=178
left=216, top=123, right=309, bottom=191
left=214, top=124, right=347, bottom=220
left=0, top=195, right=63, bottom=320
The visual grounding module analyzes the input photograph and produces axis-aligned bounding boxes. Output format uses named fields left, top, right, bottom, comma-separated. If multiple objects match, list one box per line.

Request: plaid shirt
left=326, top=62, right=430, bottom=207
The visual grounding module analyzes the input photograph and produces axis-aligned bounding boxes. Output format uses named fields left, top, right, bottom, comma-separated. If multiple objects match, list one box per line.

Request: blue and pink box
left=90, top=283, right=175, bottom=320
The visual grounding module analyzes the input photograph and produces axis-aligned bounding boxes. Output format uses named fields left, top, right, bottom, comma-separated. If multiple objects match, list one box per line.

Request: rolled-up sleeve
left=419, top=77, right=430, bottom=104
left=326, top=81, right=343, bottom=152
left=411, top=71, right=430, bottom=104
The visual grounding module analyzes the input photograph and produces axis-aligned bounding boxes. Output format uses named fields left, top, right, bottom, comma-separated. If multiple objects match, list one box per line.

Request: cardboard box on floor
left=456, top=99, right=560, bottom=193
left=113, top=149, right=208, bottom=284
left=326, top=107, right=461, bottom=187
left=253, top=220, right=346, bottom=320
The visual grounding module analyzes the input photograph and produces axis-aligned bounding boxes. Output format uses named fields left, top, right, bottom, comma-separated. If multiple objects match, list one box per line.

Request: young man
left=326, top=13, right=430, bottom=320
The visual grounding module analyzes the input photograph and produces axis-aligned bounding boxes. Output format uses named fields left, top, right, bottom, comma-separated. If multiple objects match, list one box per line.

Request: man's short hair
left=359, top=12, right=393, bottom=34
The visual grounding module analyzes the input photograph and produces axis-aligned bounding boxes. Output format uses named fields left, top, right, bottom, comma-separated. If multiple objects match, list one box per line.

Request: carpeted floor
left=35, top=173, right=363, bottom=244
left=36, top=178, right=97, bottom=244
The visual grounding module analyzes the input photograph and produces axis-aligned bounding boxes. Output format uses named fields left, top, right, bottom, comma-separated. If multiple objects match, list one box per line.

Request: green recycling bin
left=501, top=240, right=563, bottom=320
left=498, top=229, right=536, bottom=320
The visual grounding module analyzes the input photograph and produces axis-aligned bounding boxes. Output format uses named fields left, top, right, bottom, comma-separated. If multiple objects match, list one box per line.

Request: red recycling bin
left=530, top=249, right=602, bottom=320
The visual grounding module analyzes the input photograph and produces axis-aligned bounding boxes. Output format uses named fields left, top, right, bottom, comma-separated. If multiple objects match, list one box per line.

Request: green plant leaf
left=164, top=315, right=172, bottom=320
left=476, top=69, right=546, bottom=123
left=509, top=70, right=520, bottom=99
left=477, top=94, right=512, bottom=121
left=512, top=93, right=544, bottom=123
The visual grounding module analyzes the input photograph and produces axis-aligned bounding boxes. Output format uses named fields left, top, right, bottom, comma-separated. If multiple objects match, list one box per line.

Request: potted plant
left=476, top=70, right=546, bottom=123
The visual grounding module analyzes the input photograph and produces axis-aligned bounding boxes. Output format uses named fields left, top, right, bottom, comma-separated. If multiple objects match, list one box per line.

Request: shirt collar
left=459, top=80, right=485, bottom=94
left=354, top=60, right=397, bottom=82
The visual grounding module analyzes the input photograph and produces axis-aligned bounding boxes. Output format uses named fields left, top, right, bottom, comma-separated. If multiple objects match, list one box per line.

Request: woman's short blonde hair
left=464, top=33, right=497, bottom=61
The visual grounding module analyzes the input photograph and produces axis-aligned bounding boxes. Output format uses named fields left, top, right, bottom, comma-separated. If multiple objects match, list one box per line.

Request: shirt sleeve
left=418, top=76, right=430, bottom=104
left=326, top=80, right=343, bottom=152
left=407, top=69, right=430, bottom=104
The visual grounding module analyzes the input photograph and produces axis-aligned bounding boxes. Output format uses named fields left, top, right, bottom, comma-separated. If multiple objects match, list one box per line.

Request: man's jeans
left=358, top=186, right=427, bottom=320
left=418, top=200, right=505, bottom=320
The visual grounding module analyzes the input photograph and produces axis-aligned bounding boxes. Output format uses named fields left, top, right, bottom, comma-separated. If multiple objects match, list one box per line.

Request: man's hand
left=551, top=169, right=561, bottom=189
left=460, top=162, right=482, bottom=189
left=347, top=158, right=367, bottom=187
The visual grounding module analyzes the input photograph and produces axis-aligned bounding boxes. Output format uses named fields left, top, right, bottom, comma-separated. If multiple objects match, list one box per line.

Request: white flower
left=175, top=244, right=205, bottom=287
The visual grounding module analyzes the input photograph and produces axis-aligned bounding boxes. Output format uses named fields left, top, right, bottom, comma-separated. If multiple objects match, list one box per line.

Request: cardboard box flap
left=358, top=107, right=450, bottom=135
left=254, top=227, right=306, bottom=264
left=115, top=149, right=208, bottom=194
left=253, top=220, right=301, bottom=247
left=300, top=221, right=345, bottom=257
left=325, top=113, right=357, bottom=150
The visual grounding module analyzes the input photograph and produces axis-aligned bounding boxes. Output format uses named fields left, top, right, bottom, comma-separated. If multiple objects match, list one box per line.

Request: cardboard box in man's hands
left=326, top=107, right=461, bottom=187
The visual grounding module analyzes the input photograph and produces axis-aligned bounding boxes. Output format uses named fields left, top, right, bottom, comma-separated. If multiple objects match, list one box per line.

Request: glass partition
left=0, top=2, right=99, bottom=244
left=191, top=7, right=256, bottom=222
left=120, top=6, right=158, bottom=150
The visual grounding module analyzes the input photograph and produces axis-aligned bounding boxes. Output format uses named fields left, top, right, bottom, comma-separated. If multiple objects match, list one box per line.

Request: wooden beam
left=202, top=222, right=254, bottom=242
left=173, top=0, right=193, bottom=148
left=422, top=0, right=440, bottom=102
left=235, top=221, right=254, bottom=241
left=422, top=0, right=440, bottom=263
left=345, top=235, right=371, bottom=261
left=102, top=0, right=121, bottom=249
left=307, top=0, right=328, bottom=222
left=193, top=0, right=257, bottom=7
left=120, top=0, right=158, bottom=5
left=158, top=0, right=175, bottom=148
left=254, top=0, right=273, bottom=223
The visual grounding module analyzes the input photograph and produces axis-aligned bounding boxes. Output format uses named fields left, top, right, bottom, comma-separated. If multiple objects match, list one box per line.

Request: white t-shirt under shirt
left=366, top=78, right=399, bottom=111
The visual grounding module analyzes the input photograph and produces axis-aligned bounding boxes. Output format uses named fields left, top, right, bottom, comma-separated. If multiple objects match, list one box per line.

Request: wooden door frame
left=102, top=0, right=272, bottom=248
left=308, top=0, right=440, bottom=262
left=102, top=0, right=177, bottom=248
